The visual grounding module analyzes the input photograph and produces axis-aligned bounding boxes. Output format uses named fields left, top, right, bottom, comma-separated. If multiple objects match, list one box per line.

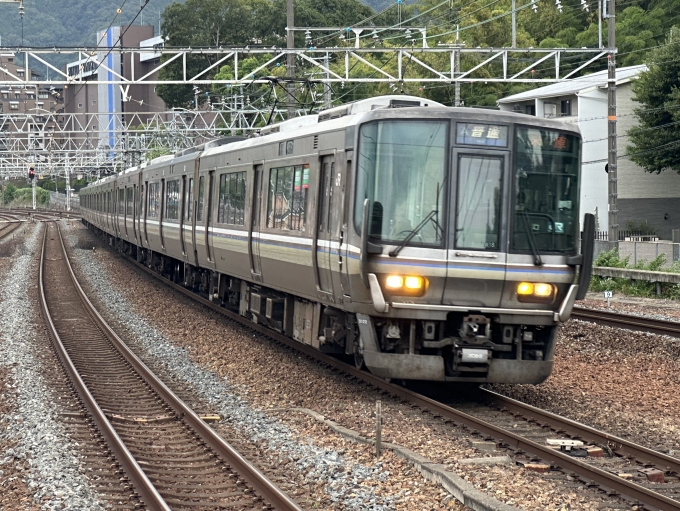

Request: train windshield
left=356, top=120, right=448, bottom=245
left=512, top=127, right=581, bottom=254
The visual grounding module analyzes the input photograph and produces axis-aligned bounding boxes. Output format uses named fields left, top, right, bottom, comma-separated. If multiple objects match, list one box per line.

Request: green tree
left=3, top=183, right=16, bottom=203
left=627, top=33, right=680, bottom=174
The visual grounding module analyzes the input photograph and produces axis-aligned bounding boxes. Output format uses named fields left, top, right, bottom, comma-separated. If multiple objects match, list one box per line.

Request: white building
left=498, top=65, right=680, bottom=240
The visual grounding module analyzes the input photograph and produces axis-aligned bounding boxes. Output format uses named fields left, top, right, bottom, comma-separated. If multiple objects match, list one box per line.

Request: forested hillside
left=0, top=0, right=176, bottom=47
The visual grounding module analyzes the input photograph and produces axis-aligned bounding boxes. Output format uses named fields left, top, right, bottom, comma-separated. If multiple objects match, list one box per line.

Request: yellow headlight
left=385, top=275, right=404, bottom=289
left=404, top=276, right=424, bottom=290
left=534, top=283, right=554, bottom=297
left=517, top=282, right=534, bottom=295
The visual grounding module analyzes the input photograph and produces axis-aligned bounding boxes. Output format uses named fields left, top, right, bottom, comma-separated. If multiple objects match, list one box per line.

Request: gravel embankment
left=0, top=223, right=105, bottom=511
left=581, top=291, right=680, bottom=322
left=64, top=221, right=637, bottom=511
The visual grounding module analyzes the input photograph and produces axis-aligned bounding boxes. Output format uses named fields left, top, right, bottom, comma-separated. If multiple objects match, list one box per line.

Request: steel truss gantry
left=0, top=107, right=301, bottom=179
left=1, top=46, right=611, bottom=88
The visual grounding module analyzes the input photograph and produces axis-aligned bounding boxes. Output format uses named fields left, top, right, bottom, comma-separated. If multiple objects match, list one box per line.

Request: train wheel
left=354, top=348, right=364, bottom=370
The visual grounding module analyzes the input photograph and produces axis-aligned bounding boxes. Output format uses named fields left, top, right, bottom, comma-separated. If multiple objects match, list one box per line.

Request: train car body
left=80, top=95, right=593, bottom=383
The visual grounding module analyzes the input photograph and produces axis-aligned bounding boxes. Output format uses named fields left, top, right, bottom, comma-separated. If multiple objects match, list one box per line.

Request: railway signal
left=28, top=166, right=35, bottom=180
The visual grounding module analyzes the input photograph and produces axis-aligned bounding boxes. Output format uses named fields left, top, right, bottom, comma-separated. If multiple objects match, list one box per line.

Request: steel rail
left=56, top=225, right=302, bottom=511
left=0, top=221, right=20, bottom=240
left=122, top=257, right=680, bottom=511
left=572, top=306, right=680, bottom=338
left=39, top=224, right=170, bottom=511
left=480, top=388, right=680, bottom=474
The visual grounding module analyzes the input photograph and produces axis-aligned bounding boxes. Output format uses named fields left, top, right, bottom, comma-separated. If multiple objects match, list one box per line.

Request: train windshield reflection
left=356, top=120, right=447, bottom=246
left=512, top=127, right=581, bottom=253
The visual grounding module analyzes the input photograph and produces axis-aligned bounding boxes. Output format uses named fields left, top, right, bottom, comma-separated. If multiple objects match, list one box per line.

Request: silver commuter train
left=80, top=95, right=594, bottom=384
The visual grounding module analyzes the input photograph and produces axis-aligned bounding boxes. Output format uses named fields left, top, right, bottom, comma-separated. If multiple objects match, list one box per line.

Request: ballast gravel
left=63, top=221, right=641, bottom=511
left=0, top=223, right=105, bottom=511
left=63, top=225, right=407, bottom=511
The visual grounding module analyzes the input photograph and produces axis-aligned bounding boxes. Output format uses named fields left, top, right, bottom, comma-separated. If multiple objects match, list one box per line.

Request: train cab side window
left=185, top=178, right=194, bottom=221
left=218, top=172, right=246, bottom=225
left=166, top=180, right=180, bottom=221
left=267, top=165, right=309, bottom=231
left=197, top=176, right=205, bottom=222
left=148, top=182, right=160, bottom=218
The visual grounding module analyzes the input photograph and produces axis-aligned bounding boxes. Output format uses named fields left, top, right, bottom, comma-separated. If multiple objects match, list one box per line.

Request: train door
left=159, top=178, right=166, bottom=250
left=248, top=164, right=263, bottom=281
left=142, top=182, right=149, bottom=246
left=205, top=170, right=215, bottom=264
left=180, top=175, right=187, bottom=256
left=132, top=184, right=138, bottom=241
left=315, top=155, right=335, bottom=297
left=444, top=149, right=508, bottom=308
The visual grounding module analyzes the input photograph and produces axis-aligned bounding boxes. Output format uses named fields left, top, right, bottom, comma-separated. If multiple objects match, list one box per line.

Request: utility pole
left=511, top=0, right=516, bottom=48
left=454, top=26, right=461, bottom=107
left=324, top=52, right=332, bottom=109
left=606, top=0, right=617, bottom=242
left=286, top=0, right=296, bottom=119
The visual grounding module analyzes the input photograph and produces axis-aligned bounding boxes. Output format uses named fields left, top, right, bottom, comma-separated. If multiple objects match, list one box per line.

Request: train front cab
left=347, top=108, right=594, bottom=383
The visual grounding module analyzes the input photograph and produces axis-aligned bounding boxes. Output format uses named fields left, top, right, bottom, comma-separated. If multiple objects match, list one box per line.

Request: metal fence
left=596, top=231, right=659, bottom=242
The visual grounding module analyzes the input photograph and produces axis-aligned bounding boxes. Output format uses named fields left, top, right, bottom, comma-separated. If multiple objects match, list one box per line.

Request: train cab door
left=248, top=163, right=263, bottom=281
left=315, top=155, right=335, bottom=299
left=444, top=149, right=508, bottom=308
left=205, top=170, right=215, bottom=266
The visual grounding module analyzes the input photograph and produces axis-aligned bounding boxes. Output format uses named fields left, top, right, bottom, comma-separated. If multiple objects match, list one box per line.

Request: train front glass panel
left=355, top=119, right=581, bottom=255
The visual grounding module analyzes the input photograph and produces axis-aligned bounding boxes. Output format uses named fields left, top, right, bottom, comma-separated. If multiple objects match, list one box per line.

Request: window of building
left=525, top=104, right=536, bottom=116
left=17, top=71, right=24, bottom=77
left=543, top=102, right=556, bottom=118
left=37, top=102, right=43, bottom=108
left=78, top=103, right=83, bottom=108
left=1, top=92, right=8, bottom=99
left=166, top=180, right=180, bottom=220
left=561, top=100, right=572, bottom=116
left=9, top=102, right=18, bottom=110
left=286, top=140, right=294, bottom=155
left=92, top=100, right=97, bottom=105
left=267, top=165, right=309, bottom=231
left=14, top=93, right=20, bottom=99
left=278, top=142, right=284, bottom=156
left=218, top=171, right=246, bottom=225
left=147, top=182, right=160, bottom=218
left=38, top=92, right=48, bottom=99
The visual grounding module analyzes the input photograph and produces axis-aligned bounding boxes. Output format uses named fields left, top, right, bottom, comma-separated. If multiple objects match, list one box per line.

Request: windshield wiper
left=521, top=211, right=543, bottom=266
left=389, top=209, right=440, bottom=257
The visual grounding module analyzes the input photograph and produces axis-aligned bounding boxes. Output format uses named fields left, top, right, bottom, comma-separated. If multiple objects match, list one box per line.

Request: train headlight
left=517, top=282, right=555, bottom=303
left=383, top=275, right=427, bottom=296
left=385, top=275, right=404, bottom=289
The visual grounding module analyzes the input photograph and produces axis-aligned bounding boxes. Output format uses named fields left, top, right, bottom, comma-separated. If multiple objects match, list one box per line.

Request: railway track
left=0, top=221, right=21, bottom=240
left=572, top=306, right=680, bottom=338
left=39, top=222, right=302, bottom=511
left=108, top=242, right=680, bottom=510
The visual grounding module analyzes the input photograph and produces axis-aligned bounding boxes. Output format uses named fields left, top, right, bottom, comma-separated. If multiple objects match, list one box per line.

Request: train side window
left=279, top=142, right=284, bottom=156
left=166, top=180, right=180, bottom=220
left=185, top=178, right=193, bottom=221
left=118, top=188, right=125, bottom=215
left=126, top=188, right=133, bottom=216
left=218, top=171, right=246, bottom=225
left=197, top=176, right=205, bottom=222
left=148, top=182, right=160, bottom=218
left=267, top=164, right=309, bottom=231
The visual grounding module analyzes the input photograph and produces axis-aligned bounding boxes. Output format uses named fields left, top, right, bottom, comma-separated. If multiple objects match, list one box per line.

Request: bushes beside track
left=589, top=249, right=680, bottom=299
